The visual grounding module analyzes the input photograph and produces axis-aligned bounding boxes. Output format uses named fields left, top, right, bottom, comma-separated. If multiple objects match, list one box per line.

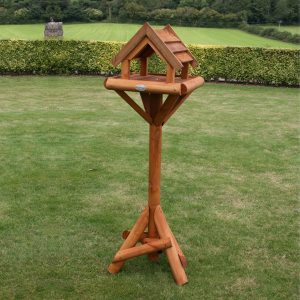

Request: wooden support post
left=122, top=230, right=148, bottom=242
left=115, top=90, right=152, bottom=124
left=147, top=94, right=162, bottom=261
left=170, top=230, right=187, bottom=268
left=154, top=95, right=179, bottom=126
left=163, top=93, right=191, bottom=125
left=140, top=57, right=148, bottom=76
left=113, top=238, right=171, bottom=263
left=166, top=65, right=176, bottom=83
left=121, top=59, right=130, bottom=79
left=108, top=207, right=149, bottom=274
left=181, top=63, right=189, bottom=79
left=140, top=93, right=151, bottom=115
left=154, top=206, right=188, bottom=285
left=142, top=237, right=160, bottom=243
left=148, top=124, right=162, bottom=237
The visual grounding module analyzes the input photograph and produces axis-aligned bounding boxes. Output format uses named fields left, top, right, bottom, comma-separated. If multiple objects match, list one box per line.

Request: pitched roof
left=112, top=23, right=198, bottom=70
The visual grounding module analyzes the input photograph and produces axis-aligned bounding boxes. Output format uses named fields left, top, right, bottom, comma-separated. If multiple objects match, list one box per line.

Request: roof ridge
left=112, top=23, right=197, bottom=69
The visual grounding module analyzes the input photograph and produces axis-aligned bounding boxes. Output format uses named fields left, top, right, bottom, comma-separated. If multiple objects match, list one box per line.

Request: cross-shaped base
left=108, top=205, right=188, bottom=285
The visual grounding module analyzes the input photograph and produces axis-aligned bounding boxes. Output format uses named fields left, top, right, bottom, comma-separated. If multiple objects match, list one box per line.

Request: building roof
left=112, top=23, right=198, bottom=70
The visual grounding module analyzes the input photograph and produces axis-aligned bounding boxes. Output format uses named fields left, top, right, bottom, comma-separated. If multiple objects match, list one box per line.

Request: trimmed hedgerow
left=239, top=23, right=300, bottom=45
left=0, top=40, right=299, bottom=86
left=0, top=40, right=121, bottom=74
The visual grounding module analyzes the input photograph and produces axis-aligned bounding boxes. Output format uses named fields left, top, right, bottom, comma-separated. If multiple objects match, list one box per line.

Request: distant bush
left=239, top=23, right=300, bottom=45
left=84, top=8, right=104, bottom=21
left=13, top=8, right=30, bottom=22
left=143, top=7, right=243, bottom=27
left=0, top=40, right=299, bottom=86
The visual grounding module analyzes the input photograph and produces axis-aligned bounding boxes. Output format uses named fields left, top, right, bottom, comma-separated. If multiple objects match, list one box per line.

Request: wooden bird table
left=104, top=23, right=204, bottom=285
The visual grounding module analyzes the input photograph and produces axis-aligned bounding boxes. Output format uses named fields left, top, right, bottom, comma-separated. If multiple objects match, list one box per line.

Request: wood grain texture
left=105, top=77, right=182, bottom=95
left=115, top=90, right=152, bottom=124
left=180, top=76, right=205, bottom=94
left=122, top=230, right=148, bottom=242
left=154, top=206, right=188, bottom=285
left=175, top=52, right=193, bottom=64
left=108, top=207, right=149, bottom=274
left=127, top=37, right=150, bottom=60
left=112, top=23, right=148, bottom=66
left=163, top=93, right=191, bottom=125
left=112, top=22, right=198, bottom=71
left=112, top=238, right=171, bottom=262
left=166, top=65, right=176, bottom=83
left=154, top=94, right=179, bottom=126
left=146, top=25, right=183, bottom=70
left=140, top=57, right=148, bottom=76
left=147, top=95, right=163, bottom=260
left=155, top=29, right=181, bottom=42
left=181, top=63, right=189, bottom=80
left=105, top=23, right=204, bottom=285
left=121, top=60, right=130, bottom=79
left=165, top=42, right=187, bottom=53
left=140, top=92, right=151, bottom=114
left=169, top=229, right=187, bottom=268
left=163, top=24, right=198, bottom=68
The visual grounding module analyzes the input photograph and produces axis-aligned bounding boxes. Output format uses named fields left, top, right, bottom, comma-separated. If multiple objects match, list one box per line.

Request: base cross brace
left=107, top=205, right=188, bottom=285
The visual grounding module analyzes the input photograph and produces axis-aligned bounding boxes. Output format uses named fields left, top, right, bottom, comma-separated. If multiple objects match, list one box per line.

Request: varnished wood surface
left=104, top=75, right=204, bottom=95
left=104, top=24, right=204, bottom=285
left=113, top=238, right=171, bottom=262
left=112, top=22, right=198, bottom=70
left=107, top=207, right=149, bottom=274
left=115, top=90, right=152, bottom=124
left=154, top=206, right=188, bottom=285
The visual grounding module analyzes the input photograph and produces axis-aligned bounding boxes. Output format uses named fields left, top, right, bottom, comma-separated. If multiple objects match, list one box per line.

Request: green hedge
left=0, top=40, right=299, bottom=86
left=239, top=23, right=300, bottom=45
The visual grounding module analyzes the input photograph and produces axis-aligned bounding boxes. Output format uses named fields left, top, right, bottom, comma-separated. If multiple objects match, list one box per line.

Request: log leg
left=170, top=230, right=187, bottom=269
left=154, top=206, right=188, bottom=285
left=108, top=207, right=149, bottom=274
left=122, top=230, right=148, bottom=242
left=112, top=238, right=171, bottom=263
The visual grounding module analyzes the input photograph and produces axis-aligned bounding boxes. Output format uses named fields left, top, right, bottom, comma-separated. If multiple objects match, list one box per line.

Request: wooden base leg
left=113, top=238, right=171, bottom=262
left=148, top=205, right=160, bottom=261
left=122, top=230, right=148, bottom=242
left=108, top=207, right=149, bottom=274
left=170, top=227, right=187, bottom=268
left=154, top=206, right=188, bottom=286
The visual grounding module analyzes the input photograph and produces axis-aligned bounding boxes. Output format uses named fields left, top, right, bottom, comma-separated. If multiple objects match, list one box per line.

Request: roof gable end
left=112, top=23, right=198, bottom=70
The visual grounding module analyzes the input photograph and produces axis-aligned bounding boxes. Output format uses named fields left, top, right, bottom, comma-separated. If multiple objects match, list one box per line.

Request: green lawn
left=264, top=25, right=300, bottom=34
left=0, top=76, right=299, bottom=299
left=0, top=22, right=298, bottom=48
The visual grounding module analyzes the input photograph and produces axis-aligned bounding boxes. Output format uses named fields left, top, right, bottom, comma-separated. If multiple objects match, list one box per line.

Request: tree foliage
left=0, top=0, right=298, bottom=25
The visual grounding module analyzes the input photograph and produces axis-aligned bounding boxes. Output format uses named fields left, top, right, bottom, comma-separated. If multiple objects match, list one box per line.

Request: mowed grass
left=0, top=22, right=299, bottom=48
left=0, top=76, right=299, bottom=299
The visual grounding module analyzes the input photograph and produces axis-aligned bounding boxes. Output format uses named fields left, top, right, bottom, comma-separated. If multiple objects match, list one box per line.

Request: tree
left=13, top=7, right=30, bottom=21
left=44, top=5, right=62, bottom=21
left=84, top=8, right=104, bottom=20
left=248, top=0, right=272, bottom=23
left=119, top=1, right=147, bottom=21
left=178, top=0, right=207, bottom=9
left=175, top=7, right=200, bottom=25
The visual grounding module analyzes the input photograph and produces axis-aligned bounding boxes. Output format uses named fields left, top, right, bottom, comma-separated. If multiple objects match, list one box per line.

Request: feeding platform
left=105, top=74, right=203, bottom=95
left=104, top=23, right=204, bottom=285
